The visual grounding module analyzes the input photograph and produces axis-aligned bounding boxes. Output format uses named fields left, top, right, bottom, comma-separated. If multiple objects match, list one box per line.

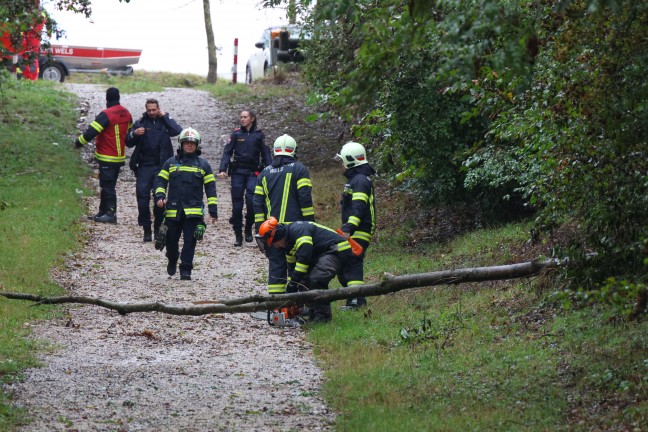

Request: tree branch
left=0, top=259, right=556, bottom=316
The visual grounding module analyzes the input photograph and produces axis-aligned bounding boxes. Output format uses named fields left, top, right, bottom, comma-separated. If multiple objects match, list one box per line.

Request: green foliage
left=297, top=0, right=648, bottom=285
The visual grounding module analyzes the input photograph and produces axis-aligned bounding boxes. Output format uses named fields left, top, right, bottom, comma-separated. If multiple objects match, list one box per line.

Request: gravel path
left=6, top=85, right=335, bottom=432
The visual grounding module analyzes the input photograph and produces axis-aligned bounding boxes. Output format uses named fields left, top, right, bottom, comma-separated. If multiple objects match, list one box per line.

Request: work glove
left=194, top=224, right=206, bottom=241
left=74, top=139, right=83, bottom=148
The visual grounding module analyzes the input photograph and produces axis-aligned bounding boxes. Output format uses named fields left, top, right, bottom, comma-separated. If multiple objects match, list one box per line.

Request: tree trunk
left=203, top=0, right=217, bottom=84
left=0, top=259, right=557, bottom=316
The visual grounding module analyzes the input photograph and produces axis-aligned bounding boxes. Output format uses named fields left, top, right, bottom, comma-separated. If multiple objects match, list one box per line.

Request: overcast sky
left=42, top=0, right=289, bottom=78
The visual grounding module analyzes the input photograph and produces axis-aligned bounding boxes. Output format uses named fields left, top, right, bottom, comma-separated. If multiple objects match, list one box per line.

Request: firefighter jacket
left=154, top=152, right=218, bottom=220
left=75, top=102, right=133, bottom=164
left=253, top=156, right=315, bottom=228
left=219, top=126, right=271, bottom=175
left=126, top=112, right=183, bottom=168
left=283, top=221, right=355, bottom=283
left=341, top=164, right=377, bottom=244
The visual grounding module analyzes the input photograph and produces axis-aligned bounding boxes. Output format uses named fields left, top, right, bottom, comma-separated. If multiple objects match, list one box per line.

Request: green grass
left=0, top=73, right=87, bottom=428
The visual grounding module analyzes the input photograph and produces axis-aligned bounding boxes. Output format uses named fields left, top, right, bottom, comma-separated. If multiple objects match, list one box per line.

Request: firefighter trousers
left=98, top=161, right=122, bottom=213
left=165, top=214, right=200, bottom=275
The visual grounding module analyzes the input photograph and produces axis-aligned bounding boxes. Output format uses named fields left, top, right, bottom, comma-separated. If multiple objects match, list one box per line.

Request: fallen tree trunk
left=0, top=258, right=556, bottom=316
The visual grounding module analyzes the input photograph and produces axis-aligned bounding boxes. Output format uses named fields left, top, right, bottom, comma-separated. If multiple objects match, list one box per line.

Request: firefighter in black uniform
left=256, top=218, right=363, bottom=323
left=154, top=128, right=218, bottom=281
left=335, top=142, right=377, bottom=309
left=218, top=110, right=272, bottom=247
left=126, top=98, right=183, bottom=242
left=253, top=134, right=315, bottom=294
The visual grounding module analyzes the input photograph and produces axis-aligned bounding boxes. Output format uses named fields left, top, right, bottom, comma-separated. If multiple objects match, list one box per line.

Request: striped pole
left=232, top=38, right=238, bottom=84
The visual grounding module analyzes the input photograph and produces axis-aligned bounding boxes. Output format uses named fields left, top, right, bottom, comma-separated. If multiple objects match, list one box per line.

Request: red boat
left=39, top=44, right=143, bottom=82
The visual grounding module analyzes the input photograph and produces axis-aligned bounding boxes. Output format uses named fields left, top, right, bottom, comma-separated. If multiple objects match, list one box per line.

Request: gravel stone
left=6, top=84, right=335, bottom=432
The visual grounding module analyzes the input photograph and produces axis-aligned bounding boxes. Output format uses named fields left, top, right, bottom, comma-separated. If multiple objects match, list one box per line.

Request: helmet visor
left=334, top=153, right=342, bottom=161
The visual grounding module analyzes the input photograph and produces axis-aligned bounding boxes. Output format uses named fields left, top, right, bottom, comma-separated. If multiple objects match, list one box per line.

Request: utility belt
left=228, top=160, right=260, bottom=175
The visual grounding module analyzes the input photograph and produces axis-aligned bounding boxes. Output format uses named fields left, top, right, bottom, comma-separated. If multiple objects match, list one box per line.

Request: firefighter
left=217, top=110, right=272, bottom=247
left=74, top=87, right=133, bottom=223
left=256, top=218, right=363, bottom=323
left=154, top=128, right=218, bottom=281
left=253, top=134, right=315, bottom=294
left=335, top=142, right=377, bottom=309
left=126, top=98, right=183, bottom=242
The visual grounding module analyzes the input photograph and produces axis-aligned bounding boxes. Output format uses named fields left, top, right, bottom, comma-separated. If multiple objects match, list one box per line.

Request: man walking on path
left=127, top=98, right=183, bottom=242
left=335, top=142, right=377, bottom=309
left=253, top=134, right=315, bottom=294
left=74, top=87, right=133, bottom=224
left=155, top=128, right=218, bottom=281
left=218, top=110, right=271, bottom=247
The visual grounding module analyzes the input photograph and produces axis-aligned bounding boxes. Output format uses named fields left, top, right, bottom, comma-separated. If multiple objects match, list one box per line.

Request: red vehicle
left=39, top=44, right=143, bottom=82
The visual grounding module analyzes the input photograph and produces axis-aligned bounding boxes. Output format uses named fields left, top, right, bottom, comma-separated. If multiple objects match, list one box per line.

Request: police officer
left=217, top=110, right=271, bottom=246
left=74, top=87, right=133, bottom=223
left=335, top=142, right=377, bottom=309
left=253, top=134, right=315, bottom=294
left=154, top=128, right=218, bottom=281
left=256, top=218, right=363, bottom=323
left=126, top=98, right=183, bottom=242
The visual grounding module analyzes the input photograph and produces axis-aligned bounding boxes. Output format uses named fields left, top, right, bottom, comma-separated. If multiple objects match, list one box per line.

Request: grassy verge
left=0, top=73, right=87, bottom=428
left=307, top=176, right=648, bottom=430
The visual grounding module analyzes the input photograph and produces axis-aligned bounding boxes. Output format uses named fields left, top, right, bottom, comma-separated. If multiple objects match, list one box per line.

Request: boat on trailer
left=39, top=44, right=143, bottom=82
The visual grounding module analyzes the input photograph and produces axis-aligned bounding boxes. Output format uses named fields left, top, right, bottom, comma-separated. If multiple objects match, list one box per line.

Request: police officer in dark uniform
left=335, top=142, right=377, bottom=309
left=126, top=98, right=183, bottom=242
left=256, top=218, right=363, bottom=323
left=253, top=134, right=315, bottom=294
left=218, top=110, right=271, bottom=246
left=154, top=128, right=218, bottom=281
left=74, top=87, right=133, bottom=224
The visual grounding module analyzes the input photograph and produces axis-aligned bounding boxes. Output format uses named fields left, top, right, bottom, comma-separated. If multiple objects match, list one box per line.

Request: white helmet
left=335, top=142, right=368, bottom=168
left=178, top=127, right=201, bottom=145
left=273, top=134, right=297, bottom=157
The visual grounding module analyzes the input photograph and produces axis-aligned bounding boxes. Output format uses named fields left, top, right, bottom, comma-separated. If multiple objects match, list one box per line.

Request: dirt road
left=6, top=85, right=334, bottom=431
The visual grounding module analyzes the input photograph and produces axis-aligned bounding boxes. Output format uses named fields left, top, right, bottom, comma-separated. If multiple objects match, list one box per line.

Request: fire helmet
left=255, top=217, right=287, bottom=253
left=335, top=141, right=368, bottom=168
left=273, top=134, right=297, bottom=157
left=177, top=127, right=202, bottom=154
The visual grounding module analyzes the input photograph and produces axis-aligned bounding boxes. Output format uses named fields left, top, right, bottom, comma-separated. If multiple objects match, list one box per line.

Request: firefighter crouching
left=253, top=134, right=315, bottom=295
left=255, top=218, right=364, bottom=323
left=154, top=128, right=218, bottom=281
left=335, top=142, right=377, bottom=309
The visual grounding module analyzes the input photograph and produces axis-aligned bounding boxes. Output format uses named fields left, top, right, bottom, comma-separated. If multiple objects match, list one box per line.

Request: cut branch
left=0, top=258, right=556, bottom=316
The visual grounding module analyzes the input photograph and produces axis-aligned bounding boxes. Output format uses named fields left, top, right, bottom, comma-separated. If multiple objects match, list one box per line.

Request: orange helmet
left=258, top=217, right=278, bottom=246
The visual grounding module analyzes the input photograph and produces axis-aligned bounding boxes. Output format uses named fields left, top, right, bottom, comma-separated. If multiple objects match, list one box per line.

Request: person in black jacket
left=335, top=142, right=377, bottom=309
left=126, top=98, right=183, bottom=242
left=253, top=134, right=315, bottom=294
left=256, top=218, right=363, bottom=323
left=154, top=128, right=218, bottom=281
left=218, top=110, right=271, bottom=247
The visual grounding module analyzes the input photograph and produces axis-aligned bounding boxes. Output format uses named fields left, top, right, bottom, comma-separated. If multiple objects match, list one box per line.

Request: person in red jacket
left=74, top=87, right=133, bottom=223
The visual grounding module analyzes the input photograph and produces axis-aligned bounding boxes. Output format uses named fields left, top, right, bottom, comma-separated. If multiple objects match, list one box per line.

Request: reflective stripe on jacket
left=253, top=156, right=314, bottom=226
left=77, top=103, right=133, bottom=164
left=154, top=153, right=218, bottom=220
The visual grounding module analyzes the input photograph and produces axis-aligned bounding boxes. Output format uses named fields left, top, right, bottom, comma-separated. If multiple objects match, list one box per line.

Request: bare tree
left=202, top=0, right=217, bottom=83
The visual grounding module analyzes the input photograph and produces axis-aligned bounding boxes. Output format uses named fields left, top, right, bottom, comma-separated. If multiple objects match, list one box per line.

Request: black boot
left=166, top=255, right=178, bottom=276
left=143, top=226, right=152, bottom=242
left=94, top=210, right=117, bottom=224
left=234, top=228, right=243, bottom=247
left=244, top=225, right=253, bottom=243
